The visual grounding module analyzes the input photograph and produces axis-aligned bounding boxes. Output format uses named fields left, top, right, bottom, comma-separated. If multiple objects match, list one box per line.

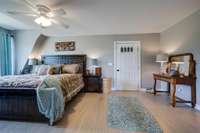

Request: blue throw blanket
left=36, top=76, right=64, bottom=125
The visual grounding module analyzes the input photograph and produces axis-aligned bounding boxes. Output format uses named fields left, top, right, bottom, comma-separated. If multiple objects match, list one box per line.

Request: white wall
left=160, top=10, right=200, bottom=107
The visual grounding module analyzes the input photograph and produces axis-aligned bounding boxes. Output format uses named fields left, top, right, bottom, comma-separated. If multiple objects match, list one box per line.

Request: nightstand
left=83, top=75, right=102, bottom=93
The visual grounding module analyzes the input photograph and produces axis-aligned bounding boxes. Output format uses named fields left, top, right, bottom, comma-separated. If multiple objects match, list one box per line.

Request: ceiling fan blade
left=7, top=11, right=38, bottom=17
left=48, top=8, right=66, bottom=17
left=20, top=0, right=38, bottom=13
left=51, top=19, right=69, bottom=29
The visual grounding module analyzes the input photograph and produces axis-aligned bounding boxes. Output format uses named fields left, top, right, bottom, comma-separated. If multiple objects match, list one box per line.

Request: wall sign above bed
left=55, top=41, right=75, bottom=51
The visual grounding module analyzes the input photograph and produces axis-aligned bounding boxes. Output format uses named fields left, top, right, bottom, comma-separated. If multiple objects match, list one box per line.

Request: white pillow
left=31, top=65, right=41, bottom=74
left=37, top=65, right=50, bottom=75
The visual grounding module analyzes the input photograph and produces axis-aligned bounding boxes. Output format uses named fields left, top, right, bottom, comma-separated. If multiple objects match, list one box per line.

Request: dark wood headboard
left=41, top=54, right=87, bottom=75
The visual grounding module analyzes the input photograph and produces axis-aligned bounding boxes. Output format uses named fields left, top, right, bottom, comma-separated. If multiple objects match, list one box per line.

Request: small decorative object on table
left=95, top=67, right=102, bottom=76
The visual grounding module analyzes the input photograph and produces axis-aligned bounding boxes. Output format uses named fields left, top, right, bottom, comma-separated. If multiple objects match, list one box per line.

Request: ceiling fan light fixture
left=34, top=16, right=52, bottom=27
left=47, top=12, right=54, bottom=17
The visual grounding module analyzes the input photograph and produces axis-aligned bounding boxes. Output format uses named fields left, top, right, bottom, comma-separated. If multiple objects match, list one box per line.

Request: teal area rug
left=107, top=96, right=163, bottom=133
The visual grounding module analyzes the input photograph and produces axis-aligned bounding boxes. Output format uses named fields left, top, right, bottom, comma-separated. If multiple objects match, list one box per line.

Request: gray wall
left=15, top=30, right=43, bottom=74
left=15, top=33, right=160, bottom=89
left=160, top=10, right=200, bottom=106
left=41, top=34, right=160, bottom=88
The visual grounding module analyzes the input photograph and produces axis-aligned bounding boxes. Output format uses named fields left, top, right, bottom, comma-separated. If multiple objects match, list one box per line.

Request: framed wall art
left=55, top=41, right=75, bottom=51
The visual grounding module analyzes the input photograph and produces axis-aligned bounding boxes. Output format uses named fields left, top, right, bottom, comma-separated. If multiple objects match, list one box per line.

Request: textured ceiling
left=0, top=0, right=200, bottom=36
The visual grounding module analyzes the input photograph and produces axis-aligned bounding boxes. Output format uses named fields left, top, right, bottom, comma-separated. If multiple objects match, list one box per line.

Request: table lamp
left=88, top=58, right=98, bottom=75
left=28, top=58, right=38, bottom=66
left=156, top=54, right=168, bottom=74
left=89, top=58, right=98, bottom=66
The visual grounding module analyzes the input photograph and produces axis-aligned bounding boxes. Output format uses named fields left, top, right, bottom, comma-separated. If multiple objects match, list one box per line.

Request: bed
left=0, top=55, right=86, bottom=125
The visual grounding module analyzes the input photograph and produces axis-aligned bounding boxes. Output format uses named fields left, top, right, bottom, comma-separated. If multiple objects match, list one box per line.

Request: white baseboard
left=111, top=88, right=116, bottom=91
left=195, top=104, right=200, bottom=111
left=111, top=88, right=147, bottom=91
left=138, top=88, right=147, bottom=92
left=185, top=103, right=200, bottom=111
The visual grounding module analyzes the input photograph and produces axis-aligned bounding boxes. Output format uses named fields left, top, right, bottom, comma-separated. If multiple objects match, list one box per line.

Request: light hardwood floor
left=0, top=91, right=200, bottom=133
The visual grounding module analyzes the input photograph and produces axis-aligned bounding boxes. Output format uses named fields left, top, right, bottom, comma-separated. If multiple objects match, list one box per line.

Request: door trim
left=113, top=41, right=141, bottom=90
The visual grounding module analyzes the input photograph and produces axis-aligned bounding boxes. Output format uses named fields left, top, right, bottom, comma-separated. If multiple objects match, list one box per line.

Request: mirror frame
left=168, top=53, right=196, bottom=77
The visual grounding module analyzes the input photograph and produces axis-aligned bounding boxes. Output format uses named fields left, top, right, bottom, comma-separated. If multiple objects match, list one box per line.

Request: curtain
left=0, top=28, right=12, bottom=76
left=11, top=37, right=15, bottom=75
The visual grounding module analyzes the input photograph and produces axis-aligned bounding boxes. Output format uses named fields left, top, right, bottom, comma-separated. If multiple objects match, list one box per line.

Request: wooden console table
left=153, top=53, right=196, bottom=108
left=153, top=73, right=196, bottom=108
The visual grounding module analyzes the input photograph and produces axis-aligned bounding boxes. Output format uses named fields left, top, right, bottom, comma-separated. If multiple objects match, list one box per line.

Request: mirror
left=170, top=55, right=190, bottom=76
left=168, top=53, right=195, bottom=77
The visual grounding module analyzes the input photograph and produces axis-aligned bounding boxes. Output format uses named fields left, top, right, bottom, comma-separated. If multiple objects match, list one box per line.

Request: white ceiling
left=0, top=0, right=200, bottom=36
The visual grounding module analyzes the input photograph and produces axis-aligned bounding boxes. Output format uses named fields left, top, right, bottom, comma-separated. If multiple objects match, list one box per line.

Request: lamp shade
left=89, top=58, right=98, bottom=66
left=156, top=54, right=168, bottom=63
left=28, top=58, right=38, bottom=65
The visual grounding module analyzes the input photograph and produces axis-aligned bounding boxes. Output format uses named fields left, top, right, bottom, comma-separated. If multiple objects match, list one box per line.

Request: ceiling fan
left=7, top=0, right=69, bottom=28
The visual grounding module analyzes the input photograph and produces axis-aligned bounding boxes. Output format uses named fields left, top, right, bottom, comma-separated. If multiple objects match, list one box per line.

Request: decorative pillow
left=31, top=65, right=41, bottom=74
left=48, top=65, right=61, bottom=75
left=61, top=64, right=80, bottom=74
left=37, top=65, right=50, bottom=75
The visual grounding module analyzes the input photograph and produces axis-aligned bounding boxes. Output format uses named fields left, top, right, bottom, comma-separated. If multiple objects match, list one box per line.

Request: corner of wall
left=15, top=30, right=46, bottom=74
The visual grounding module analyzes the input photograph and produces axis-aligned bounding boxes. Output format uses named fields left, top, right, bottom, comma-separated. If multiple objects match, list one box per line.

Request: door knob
left=117, top=69, right=120, bottom=72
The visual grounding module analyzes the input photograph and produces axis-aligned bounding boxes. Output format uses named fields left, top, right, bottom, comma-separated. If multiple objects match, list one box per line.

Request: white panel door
left=114, top=41, right=141, bottom=90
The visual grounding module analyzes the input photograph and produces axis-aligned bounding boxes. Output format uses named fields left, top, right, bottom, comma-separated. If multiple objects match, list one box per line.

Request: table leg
left=167, top=82, right=171, bottom=96
left=191, top=82, right=196, bottom=108
left=153, top=79, right=157, bottom=95
left=171, top=80, right=176, bottom=107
